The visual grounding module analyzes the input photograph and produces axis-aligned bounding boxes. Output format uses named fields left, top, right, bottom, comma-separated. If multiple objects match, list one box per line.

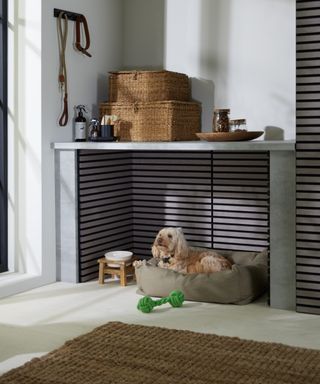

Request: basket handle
left=133, top=71, right=138, bottom=80
left=133, top=103, right=139, bottom=113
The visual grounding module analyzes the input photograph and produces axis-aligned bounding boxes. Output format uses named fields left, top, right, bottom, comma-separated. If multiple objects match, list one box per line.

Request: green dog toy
left=137, top=290, right=185, bottom=313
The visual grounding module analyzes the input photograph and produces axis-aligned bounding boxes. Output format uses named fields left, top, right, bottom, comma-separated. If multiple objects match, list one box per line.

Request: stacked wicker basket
left=99, top=70, right=201, bottom=142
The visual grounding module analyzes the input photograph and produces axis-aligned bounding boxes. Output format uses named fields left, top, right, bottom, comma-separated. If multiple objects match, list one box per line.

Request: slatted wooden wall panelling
left=77, top=150, right=133, bottom=282
left=296, top=0, right=320, bottom=314
left=131, top=151, right=213, bottom=258
left=77, top=150, right=270, bottom=281
left=212, top=152, right=269, bottom=253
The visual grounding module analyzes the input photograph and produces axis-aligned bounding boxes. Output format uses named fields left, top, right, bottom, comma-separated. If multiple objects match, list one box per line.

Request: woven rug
left=1, top=321, right=320, bottom=384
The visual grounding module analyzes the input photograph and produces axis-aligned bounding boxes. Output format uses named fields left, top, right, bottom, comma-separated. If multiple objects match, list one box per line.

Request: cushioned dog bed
left=135, top=250, right=268, bottom=305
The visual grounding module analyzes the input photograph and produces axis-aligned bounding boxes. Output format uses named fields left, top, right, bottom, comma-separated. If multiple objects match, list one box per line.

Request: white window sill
left=0, top=273, right=52, bottom=299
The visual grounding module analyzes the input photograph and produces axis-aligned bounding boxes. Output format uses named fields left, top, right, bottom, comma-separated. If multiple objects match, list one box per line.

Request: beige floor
left=1, top=280, right=320, bottom=375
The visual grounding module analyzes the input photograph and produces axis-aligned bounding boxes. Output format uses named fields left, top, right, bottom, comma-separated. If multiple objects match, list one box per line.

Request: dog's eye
left=168, top=234, right=172, bottom=239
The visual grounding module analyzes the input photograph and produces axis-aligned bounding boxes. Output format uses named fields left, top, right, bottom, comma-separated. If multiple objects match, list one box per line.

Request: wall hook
left=53, top=8, right=82, bottom=22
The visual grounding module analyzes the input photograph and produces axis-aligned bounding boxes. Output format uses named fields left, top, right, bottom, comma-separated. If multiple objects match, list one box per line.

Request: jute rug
left=1, top=321, right=320, bottom=384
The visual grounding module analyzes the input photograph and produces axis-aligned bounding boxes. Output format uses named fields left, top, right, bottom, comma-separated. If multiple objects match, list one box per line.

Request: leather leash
left=75, top=15, right=92, bottom=57
left=57, top=12, right=69, bottom=126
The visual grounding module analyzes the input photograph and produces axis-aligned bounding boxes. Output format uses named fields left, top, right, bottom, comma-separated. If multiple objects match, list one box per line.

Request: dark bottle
left=74, top=105, right=87, bottom=142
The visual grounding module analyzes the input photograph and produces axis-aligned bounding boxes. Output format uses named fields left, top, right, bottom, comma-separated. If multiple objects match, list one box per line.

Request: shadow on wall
left=191, top=78, right=215, bottom=132
left=198, top=0, right=231, bottom=131
left=93, top=73, right=109, bottom=118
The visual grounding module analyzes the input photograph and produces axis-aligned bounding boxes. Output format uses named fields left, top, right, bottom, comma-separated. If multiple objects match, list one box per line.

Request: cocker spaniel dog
left=151, top=227, right=232, bottom=274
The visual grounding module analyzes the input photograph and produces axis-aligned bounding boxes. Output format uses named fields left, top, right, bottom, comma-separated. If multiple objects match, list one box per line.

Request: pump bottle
left=75, top=105, right=87, bottom=142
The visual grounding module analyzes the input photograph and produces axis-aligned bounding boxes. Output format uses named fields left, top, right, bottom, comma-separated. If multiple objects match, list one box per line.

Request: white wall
left=123, top=0, right=164, bottom=69
left=165, top=0, right=296, bottom=139
left=42, top=0, right=123, bottom=284
left=2, top=0, right=123, bottom=298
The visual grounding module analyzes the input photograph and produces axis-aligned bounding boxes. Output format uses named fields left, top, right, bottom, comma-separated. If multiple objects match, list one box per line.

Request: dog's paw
left=158, top=260, right=172, bottom=269
left=133, top=259, right=146, bottom=269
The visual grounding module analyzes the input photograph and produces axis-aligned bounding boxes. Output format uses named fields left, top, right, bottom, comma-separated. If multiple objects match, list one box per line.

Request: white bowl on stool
left=104, top=251, right=133, bottom=268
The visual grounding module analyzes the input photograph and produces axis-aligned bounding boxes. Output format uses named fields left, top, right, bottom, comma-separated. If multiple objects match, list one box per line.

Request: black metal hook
left=53, top=8, right=82, bottom=22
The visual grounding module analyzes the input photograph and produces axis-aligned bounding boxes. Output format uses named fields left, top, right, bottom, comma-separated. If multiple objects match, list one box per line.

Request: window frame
left=0, top=0, right=8, bottom=273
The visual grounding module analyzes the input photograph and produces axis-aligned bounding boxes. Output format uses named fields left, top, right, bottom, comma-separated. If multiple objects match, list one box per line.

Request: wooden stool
left=98, top=258, right=135, bottom=287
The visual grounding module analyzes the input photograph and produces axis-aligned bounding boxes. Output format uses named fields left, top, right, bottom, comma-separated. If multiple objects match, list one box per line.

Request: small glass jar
left=88, top=118, right=101, bottom=139
left=229, top=119, right=247, bottom=132
left=213, top=109, right=230, bottom=132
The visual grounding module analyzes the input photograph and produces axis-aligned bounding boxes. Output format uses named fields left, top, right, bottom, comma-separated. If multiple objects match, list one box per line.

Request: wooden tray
left=196, top=131, right=264, bottom=142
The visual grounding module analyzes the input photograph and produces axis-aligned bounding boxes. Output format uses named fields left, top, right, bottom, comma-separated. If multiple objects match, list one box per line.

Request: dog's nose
left=157, top=237, right=163, bottom=245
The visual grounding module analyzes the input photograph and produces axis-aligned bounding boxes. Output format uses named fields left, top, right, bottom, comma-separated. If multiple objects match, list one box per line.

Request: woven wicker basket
left=100, top=101, right=201, bottom=142
left=108, top=70, right=190, bottom=103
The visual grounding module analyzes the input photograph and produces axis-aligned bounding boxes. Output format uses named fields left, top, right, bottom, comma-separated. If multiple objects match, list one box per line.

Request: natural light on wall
left=165, top=0, right=295, bottom=138
left=7, top=0, right=42, bottom=277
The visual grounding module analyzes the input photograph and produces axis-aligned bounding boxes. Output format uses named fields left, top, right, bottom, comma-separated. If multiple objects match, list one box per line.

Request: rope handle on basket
left=137, top=290, right=185, bottom=313
left=133, top=103, right=139, bottom=113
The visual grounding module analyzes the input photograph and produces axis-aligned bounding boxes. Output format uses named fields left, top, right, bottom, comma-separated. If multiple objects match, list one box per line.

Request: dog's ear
left=151, top=240, right=161, bottom=259
left=173, top=229, right=188, bottom=260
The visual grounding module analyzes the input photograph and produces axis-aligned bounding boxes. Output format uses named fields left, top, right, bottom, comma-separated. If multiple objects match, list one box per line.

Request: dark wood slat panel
left=297, top=224, right=320, bottom=232
left=212, top=185, right=268, bottom=193
left=213, top=230, right=268, bottom=240
left=297, top=257, right=320, bottom=266
left=296, top=273, right=320, bottom=282
left=297, top=248, right=320, bottom=257
left=296, top=306, right=320, bottom=315
left=297, top=102, right=320, bottom=110
left=80, top=240, right=133, bottom=258
left=78, top=150, right=133, bottom=281
left=297, top=280, right=320, bottom=290
left=212, top=243, right=267, bottom=252
left=297, top=158, right=320, bottom=166
left=297, top=265, right=320, bottom=275
left=79, top=180, right=132, bottom=196
left=297, top=83, right=320, bottom=92
left=80, top=222, right=133, bottom=238
left=297, top=1, right=320, bottom=10
left=133, top=217, right=211, bottom=228
left=297, top=93, right=320, bottom=101
left=78, top=150, right=269, bottom=281
left=297, top=8, right=320, bottom=18
left=297, top=59, right=320, bottom=68
left=295, top=5, right=320, bottom=313
left=297, top=108, right=320, bottom=116
left=297, top=289, right=320, bottom=299
left=296, top=118, right=320, bottom=125
left=213, top=223, right=269, bottom=233
left=212, top=152, right=269, bottom=159
left=212, top=152, right=269, bottom=254
left=134, top=225, right=212, bottom=236
left=297, top=298, right=320, bottom=307
left=213, top=217, right=268, bottom=226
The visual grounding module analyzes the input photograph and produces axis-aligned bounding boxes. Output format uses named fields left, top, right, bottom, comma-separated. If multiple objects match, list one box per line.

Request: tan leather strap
left=57, top=12, right=69, bottom=126
left=75, top=15, right=92, bottom=57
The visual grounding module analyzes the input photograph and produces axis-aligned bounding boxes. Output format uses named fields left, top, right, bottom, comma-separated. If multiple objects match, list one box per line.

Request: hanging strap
left=57, top=12, right=69, bottom=126
left=75, top=15, right=92, bottom=57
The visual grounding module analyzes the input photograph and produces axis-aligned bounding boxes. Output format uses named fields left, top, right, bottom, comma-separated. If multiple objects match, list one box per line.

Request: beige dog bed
left=135, top=250, right=268, bottom=305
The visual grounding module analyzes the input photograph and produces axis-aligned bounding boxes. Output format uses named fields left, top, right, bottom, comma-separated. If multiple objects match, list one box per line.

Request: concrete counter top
left=52, top=140, right=295, bottom=151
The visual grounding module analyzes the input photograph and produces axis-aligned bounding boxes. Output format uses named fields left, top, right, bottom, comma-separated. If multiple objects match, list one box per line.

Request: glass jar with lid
left=213, top=109, right=230, bottom=132
left=229, top=119, right=247, bottom=132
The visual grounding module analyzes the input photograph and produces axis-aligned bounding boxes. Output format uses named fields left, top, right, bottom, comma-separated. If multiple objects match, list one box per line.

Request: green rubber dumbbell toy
left=137, top=290, right=185, bottom=313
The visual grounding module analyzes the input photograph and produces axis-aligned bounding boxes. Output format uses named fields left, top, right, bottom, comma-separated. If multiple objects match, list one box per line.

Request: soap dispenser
left=74, top=105, right=87, bottom=142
